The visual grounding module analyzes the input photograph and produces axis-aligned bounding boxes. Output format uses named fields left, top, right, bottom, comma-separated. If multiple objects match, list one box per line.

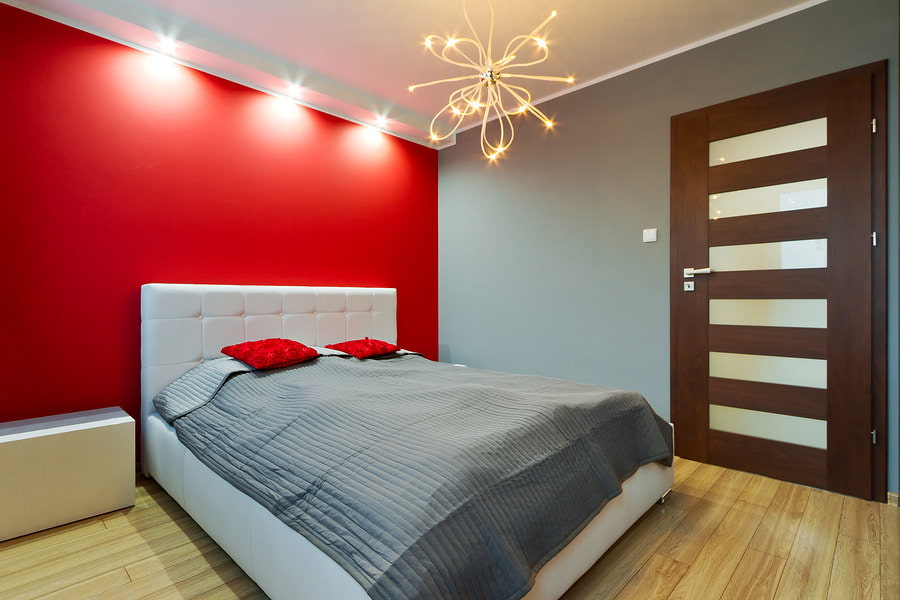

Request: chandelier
left=409, top=0, right=574, bottom=160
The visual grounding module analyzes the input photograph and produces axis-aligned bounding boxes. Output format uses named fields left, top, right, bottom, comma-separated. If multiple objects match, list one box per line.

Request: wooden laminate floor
left=1, top=457, right=897, bottom=599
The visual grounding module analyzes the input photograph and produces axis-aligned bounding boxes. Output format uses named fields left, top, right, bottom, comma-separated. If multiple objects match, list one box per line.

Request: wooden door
left=670, top=62, right=887, bottom=500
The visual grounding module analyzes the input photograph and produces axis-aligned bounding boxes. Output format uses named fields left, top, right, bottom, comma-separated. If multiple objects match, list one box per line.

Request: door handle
left=683, top=267, right=713, bottom=278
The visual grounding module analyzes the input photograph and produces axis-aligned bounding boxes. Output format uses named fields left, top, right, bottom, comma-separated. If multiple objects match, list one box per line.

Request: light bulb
left=159, top=36, right=177, bottom=55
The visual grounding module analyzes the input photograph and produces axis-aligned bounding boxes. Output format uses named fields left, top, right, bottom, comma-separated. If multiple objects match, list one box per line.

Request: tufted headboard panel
left=140, top=284, right=397, bottom=432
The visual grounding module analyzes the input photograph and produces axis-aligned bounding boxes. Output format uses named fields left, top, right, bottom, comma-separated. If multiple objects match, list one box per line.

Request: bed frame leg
left=658, top=490, right=671, bottom=505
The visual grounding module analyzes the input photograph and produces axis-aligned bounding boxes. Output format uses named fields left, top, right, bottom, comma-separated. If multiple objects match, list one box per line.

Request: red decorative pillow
left=326, top=337, right=400, bottom=359
left=221, top=338, right=319, bottom=369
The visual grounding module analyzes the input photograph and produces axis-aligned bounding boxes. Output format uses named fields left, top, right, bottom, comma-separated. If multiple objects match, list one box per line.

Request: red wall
left=0, top=6, right=439, bottom=426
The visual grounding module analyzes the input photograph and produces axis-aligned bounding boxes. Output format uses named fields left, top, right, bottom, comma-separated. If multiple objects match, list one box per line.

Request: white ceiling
left=8, top=0, right=827, bottom=148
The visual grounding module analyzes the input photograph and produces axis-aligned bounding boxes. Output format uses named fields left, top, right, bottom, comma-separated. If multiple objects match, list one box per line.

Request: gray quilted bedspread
left=154, top=354, right=672, bottom=600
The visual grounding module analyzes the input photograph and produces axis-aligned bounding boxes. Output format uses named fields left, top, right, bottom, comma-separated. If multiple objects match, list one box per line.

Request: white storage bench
left=0, top=407, right=135, bottom=541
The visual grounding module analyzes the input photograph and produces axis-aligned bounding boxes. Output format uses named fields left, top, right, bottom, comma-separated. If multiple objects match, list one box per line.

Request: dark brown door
left=670, top=62, right=887, bottom=500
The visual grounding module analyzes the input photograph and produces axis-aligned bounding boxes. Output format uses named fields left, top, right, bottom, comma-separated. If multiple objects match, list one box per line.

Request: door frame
left=669, top=61, right=887, bottom=501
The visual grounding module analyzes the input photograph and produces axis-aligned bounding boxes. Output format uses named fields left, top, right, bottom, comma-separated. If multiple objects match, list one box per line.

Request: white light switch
left=642, top=228, right=658, bottom=243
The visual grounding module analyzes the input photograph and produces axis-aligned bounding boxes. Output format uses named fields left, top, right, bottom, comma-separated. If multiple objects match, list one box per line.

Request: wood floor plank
left=734, top=474, right=781, bottom=513
left=34, top=567, right=131, bottom=600
left=127, top=484, right=157, bottom=507
left=0, top=522, right=206, bottom=599
left=97, top=544, right=235, bottom=600
left=125, top=536, right=220, bottom=580
left=774, top=488, right=843, bottom=600
left=667, top=501, right=766, bottom=599
left=191, top=575, right=265, bottom=600
left=881, top=504, right=900, bottom=600
left=561, top=504, right=687, bottom=600
left=721, top=548, right=786, bottom=600
left=134, top=477, right=164, bottom=496
left=704, top=469, right=754, bottom=507
left=750, top=480, right=811, bottom=559
left=655, top=497, right=732, bottom=565
left=663, top=461, right=727, bottom=513
left=656, top=469, right=751, bottom=565
left=839, top=495, right=881, bottom=543
left=120, top=483, right=159, bottom=509
left=611, top=552, right=688, bottom=600
left=827, top=535, right=880, bottom=600
left=126, top=482, right=167, bottom=510
left=136, top=562, right=247, bottom=600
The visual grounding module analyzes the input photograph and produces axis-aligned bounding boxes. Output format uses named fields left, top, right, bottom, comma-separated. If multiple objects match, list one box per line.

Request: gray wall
left=438, top=0, right=899, bottom=493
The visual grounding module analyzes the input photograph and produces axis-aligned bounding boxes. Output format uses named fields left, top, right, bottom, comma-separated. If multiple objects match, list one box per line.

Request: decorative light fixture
left=409, top=0, right=574, bottom=160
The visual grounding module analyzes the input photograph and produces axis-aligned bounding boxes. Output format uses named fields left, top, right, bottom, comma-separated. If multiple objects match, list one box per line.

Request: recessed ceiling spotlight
left=286, top=83, right=301, bottom=97
left=158, top=36, right=177, bottom=56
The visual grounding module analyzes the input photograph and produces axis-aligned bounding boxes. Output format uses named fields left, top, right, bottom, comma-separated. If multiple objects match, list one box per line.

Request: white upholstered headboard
left=140, top=284, right=397, bottom=433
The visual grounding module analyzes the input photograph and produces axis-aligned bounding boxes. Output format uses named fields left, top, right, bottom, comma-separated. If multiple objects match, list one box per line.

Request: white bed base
left=140, top=283, right=673, bottom=600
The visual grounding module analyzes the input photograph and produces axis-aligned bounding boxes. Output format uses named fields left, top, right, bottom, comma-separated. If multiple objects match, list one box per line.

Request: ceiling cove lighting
left=409, top=0, right=574, bottom=160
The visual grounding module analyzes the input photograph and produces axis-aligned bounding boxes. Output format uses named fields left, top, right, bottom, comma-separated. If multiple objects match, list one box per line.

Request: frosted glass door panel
left=709, top=118, right=827, bottom=166
left=709, top=405, right=827, bottom=449
left=709, top=299, right=827, bottom=328
left=709, top=179, right=827, bottom=219
left=709, top=239, right=827, bottom=272
left=710, top=352, right=827, bottom=389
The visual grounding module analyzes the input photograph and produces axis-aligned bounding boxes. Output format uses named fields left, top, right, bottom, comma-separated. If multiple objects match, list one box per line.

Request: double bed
left=140, top=283, right=673, bottom=600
